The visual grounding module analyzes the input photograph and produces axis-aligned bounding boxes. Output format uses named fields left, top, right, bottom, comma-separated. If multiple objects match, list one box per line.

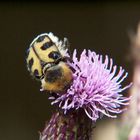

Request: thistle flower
left=40, top=110, right=92, bottom=140
left=49, top=49, right=132, bottom=121
left=122, top=23, right=140, bottom=140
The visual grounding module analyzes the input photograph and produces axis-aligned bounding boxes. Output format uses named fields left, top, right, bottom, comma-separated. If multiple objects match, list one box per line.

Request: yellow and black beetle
left=26, top=33, right=73, bottom=93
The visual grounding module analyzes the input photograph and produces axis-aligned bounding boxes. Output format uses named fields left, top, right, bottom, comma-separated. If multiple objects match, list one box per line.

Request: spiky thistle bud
left=40, top=110, right=92, bottom=140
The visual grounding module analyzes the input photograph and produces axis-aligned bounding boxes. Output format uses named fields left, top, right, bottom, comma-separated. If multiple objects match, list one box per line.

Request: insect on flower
left=26, top=33, right=73, bottom=93
left=26, top=33, right=132, bottom=122
left=49, top=49, right=132, bottom=121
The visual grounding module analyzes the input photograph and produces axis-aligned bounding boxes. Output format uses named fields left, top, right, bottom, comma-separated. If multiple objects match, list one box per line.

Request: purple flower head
left=49, top=49, right=132, bottom=121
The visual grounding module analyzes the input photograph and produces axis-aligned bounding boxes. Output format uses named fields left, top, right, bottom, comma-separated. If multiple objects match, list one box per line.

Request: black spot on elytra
left=36, top=35, right=46, bottom=43
left=28, top=58, right=34, bottom=69
left=48, top=51, right=61, bottom=60
left=34, top=69, right=40, bottom=79
left=45, top=67, right=62, bottom=83
left=41, top=41, right=53, bottom=50
left=48, top=40, right=53, bottom=46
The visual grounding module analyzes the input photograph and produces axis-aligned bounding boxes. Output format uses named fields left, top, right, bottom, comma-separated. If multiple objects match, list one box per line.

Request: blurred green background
left=0, top=1, right=139, bottom=140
